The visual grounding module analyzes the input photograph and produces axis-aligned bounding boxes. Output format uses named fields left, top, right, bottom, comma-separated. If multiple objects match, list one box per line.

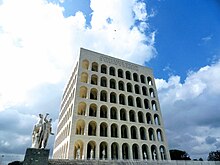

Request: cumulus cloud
left=156, top=60, right=220, bottom=159
left=0, top=0, right=155, bottom=158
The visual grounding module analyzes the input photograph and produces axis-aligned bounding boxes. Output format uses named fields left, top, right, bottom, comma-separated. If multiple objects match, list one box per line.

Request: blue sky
left=0, top=0, right=220, bottom=163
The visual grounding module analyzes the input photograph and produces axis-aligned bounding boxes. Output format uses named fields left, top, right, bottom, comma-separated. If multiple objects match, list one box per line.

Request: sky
left=0, top=0, right=220, bottom=163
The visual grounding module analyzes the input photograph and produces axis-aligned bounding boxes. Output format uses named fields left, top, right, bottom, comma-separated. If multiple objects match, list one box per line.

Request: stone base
left=23, top=148, right=50, bottom=165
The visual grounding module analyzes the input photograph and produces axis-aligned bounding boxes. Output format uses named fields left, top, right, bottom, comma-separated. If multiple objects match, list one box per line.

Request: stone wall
left=49, top=159, right=220, bottom=165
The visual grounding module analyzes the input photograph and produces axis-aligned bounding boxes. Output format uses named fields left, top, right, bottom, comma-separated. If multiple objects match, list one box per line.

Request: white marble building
left=53, top=48, right=171, bottom=161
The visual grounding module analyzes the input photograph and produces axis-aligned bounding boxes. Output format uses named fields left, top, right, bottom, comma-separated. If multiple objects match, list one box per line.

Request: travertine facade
left=53, top=48, right=170, bottom=161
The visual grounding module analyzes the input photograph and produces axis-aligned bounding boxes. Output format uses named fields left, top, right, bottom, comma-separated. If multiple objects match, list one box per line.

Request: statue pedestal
left=23, top=148, right=50, bottom=165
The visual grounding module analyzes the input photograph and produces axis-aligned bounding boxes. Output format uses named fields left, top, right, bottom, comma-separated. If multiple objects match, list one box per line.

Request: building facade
left=53, top=48, right=170, bottom=161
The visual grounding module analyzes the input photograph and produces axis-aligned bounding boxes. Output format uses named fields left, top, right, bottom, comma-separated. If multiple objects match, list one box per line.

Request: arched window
left=110, top=107, right=117, bottom=119
left=109, top=67, right=115, bottom=76
left=91, top=74, right=98, bottom=85
left=144, top=99, right=149, bottom=109
left=88, top=121, right=97, bottom=136
left=131, top=126, right=138, bottom=139
left=120, top=109, right=126, bottom=121
left=78, top=102, right=86, bottom=115
left=110, top=79, right=116, bottom=89
left=100, top=122, right=108, bottom=137
left=142, top=144, right=149, bottom=160
left=90, top=88, right=97, bottom=100
left=133, top=73, right=139, bottom=82
left=118, top=81, right=124, bottom=91
left=100, top=77, right=107, bottom=87
left=154, top=114, right=160, bottom=125
left=111, top=124, right=118, bottom=138
left=128, top=96, right=134, bottom=106
left=100, top=105, right=107, bottom=118
left=99, top=142, right=108, bottom=159
left=140, top=75, right=145, bottom=83
left=157, top=129, right=163, bottom=142
left=100, top=90, right=107, bottom=102
left=140, top=127, right=147, bottom=140
left=110, top=92, right=117, bottom=103
left=159, top=146, right=167, bottom=160
left=151, top=145, right=158, bottom=160
left=74, top=140, right=83, bottom=159
left=122, top=143, right=129, bottom=159
left=79, top=86, right=87, bottom=98
left=89, top=104, right=97, bottom=117
left=138, top=111, right=144, bottom=123
left=142, top=86, right=148, bottom=96
left=134, top=84, right=140, bottom=94
left=129, top=110, right=136, bottom=122
left=121, top=125, right=128, bottom=138
left=126, top=71, right=131, bottom=80
left=132, top=144, right=139, bottom=159
left=75, top=119, right=85, bottom=135
left=149, top=88, right=155, bottom=97
left=146, top=113, right=152, bottom=124
left=91, top=62, right=98, bottom=72
left=152, top=100, right=158, bottom=111
left=119, top=94, right=125, bottom=105
left=148, top=128, right=155, bottom=141
left=87, top=141, right=96, bottom=159
left=136, top=97, right=142, bottom=108
left=81, top=72, right=88, bottom=83
left=101, top=64, right=107, bottom=74
left=127, top=83, right=132, bottom=92
left=147, top=76, right=153, bottom=86
left=82, top=59, right=89, bottom=70
left=118, top=69, right=123, bottom=78
left=111, top=142, right=118, bottom=159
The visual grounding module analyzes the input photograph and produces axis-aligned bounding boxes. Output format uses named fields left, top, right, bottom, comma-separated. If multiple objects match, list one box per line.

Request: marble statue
left=76, top=148, right=80, bottom=159
left=90, top=149, right=93, bottom=159
left=102, top=149, right=105, bottom=159
left=31, top=113, right=54, bottom=149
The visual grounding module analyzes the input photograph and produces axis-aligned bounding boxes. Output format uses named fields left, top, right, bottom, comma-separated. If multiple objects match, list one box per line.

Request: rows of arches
left=81, top=59, right=154, bottom=86
left=75, top=120, right=164, bottom=142
left=73, top=140, right=167, bottom=160
left=81, top=73, right=156, bottom=98
left=77, top=102, right=161, bottom=125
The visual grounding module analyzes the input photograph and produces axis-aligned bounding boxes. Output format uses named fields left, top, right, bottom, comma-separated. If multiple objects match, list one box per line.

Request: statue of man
left=90, top=149, right=93, bottom=159
left=41, top=114, right=54, bottom=148
left=102, top=149, right=105, bottom=159
left=31, top=114, right=44, bottom=148
left=76, top=148, right=80, bottom=159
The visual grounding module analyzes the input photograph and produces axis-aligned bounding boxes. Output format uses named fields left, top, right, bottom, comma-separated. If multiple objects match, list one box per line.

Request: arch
left=100, top=90, right=107, bottom=102
left=75, top=119, right=85, bottom=135
left=118, top=69, right=123, bottom=78
left=159, top=145, right=167, bottom=160
left=79, top=86, right=87, bottom=98
left=136, top=97, right=142, bottom=108
left=100, top=122, right=108, bottom=137
left=100, top=142, right=108, bottom=159
left=131, top=126, right=138, bottom=139
left=111, top=123, right=118, bottom=138
left=88, top=121, right=97, bottom=136
left=127, top=83, right=133, bottom=92
left=148, top=128, right=155, bottom=141
left=111, top=142, right=119, bottom=159
left=87, top=141, right=96, bottom=159
left=74, top=140, right=84, bottom=159
left=142, top=144, right=149, bottom=160
left=81, top=72, right=88, bottom=83
left=90, top=88, right=97, bottom=100
left=91, top=74, right=98, bottom=85
left=140, top=127, right=147, bottom=140
left=110, top=107, right=117, bottom=119
left=129, top=110, right=136, bottom=122
left=138, top=111, right=144, bottom=123
left=110, top=92, right=117, bottom=103
left=126, top=71, right=131, bottom=80
left=109, top=66, right=115, bottom=76
left=132, top=144, right=139, bottom=159
left=147, top=76, right=153, bottom=86
left=110, top=79, right=116, bottom=89
left=128, top=95, right=134, bottom=106
left=89, top=103, right=97, bottom=117
left=91, top=62, right=98, bottom=72
left=133, top=73, right=139, bottom=82
left=140, top=75, right=146, bottom=83
left=144, top=99, right=149, bottom=109
left=118, top=81, right=124, bottom=91
left=157, top=129, right=163, bottom=142
left=101, top=64, right=107, bottom=74
left=121, top=125, right=128, bottom=138
left=77, top=102, right=86, bottom=115
left=154, top=114, right=161, bottom=125
left=151, top=145, right=158, bottom=160
left=149, top=88, right=155, bottom=97
left=142, top=86, right=148, bottom=96
left=100, top=77, right=107, bottom=87
left=152, top=100, right=158, bottom=111
left=122, top=143, right=129, bottom=159
left=120, top=108, right=126, bottom=121
left=134, top=84, right=140, bottom=94
left=100, top=105, right=107, bottom=118
left=146, top=113, right=153, bottom=124
left=119, top=94, right=125, bottom=105
left=82, top=59, right=89, bottom=70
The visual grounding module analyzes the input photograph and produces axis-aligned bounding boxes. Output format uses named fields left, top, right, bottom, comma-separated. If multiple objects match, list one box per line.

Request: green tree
left=169, top=149, right=191, bottom=160
left=208, top=150, right=220, bottom=161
